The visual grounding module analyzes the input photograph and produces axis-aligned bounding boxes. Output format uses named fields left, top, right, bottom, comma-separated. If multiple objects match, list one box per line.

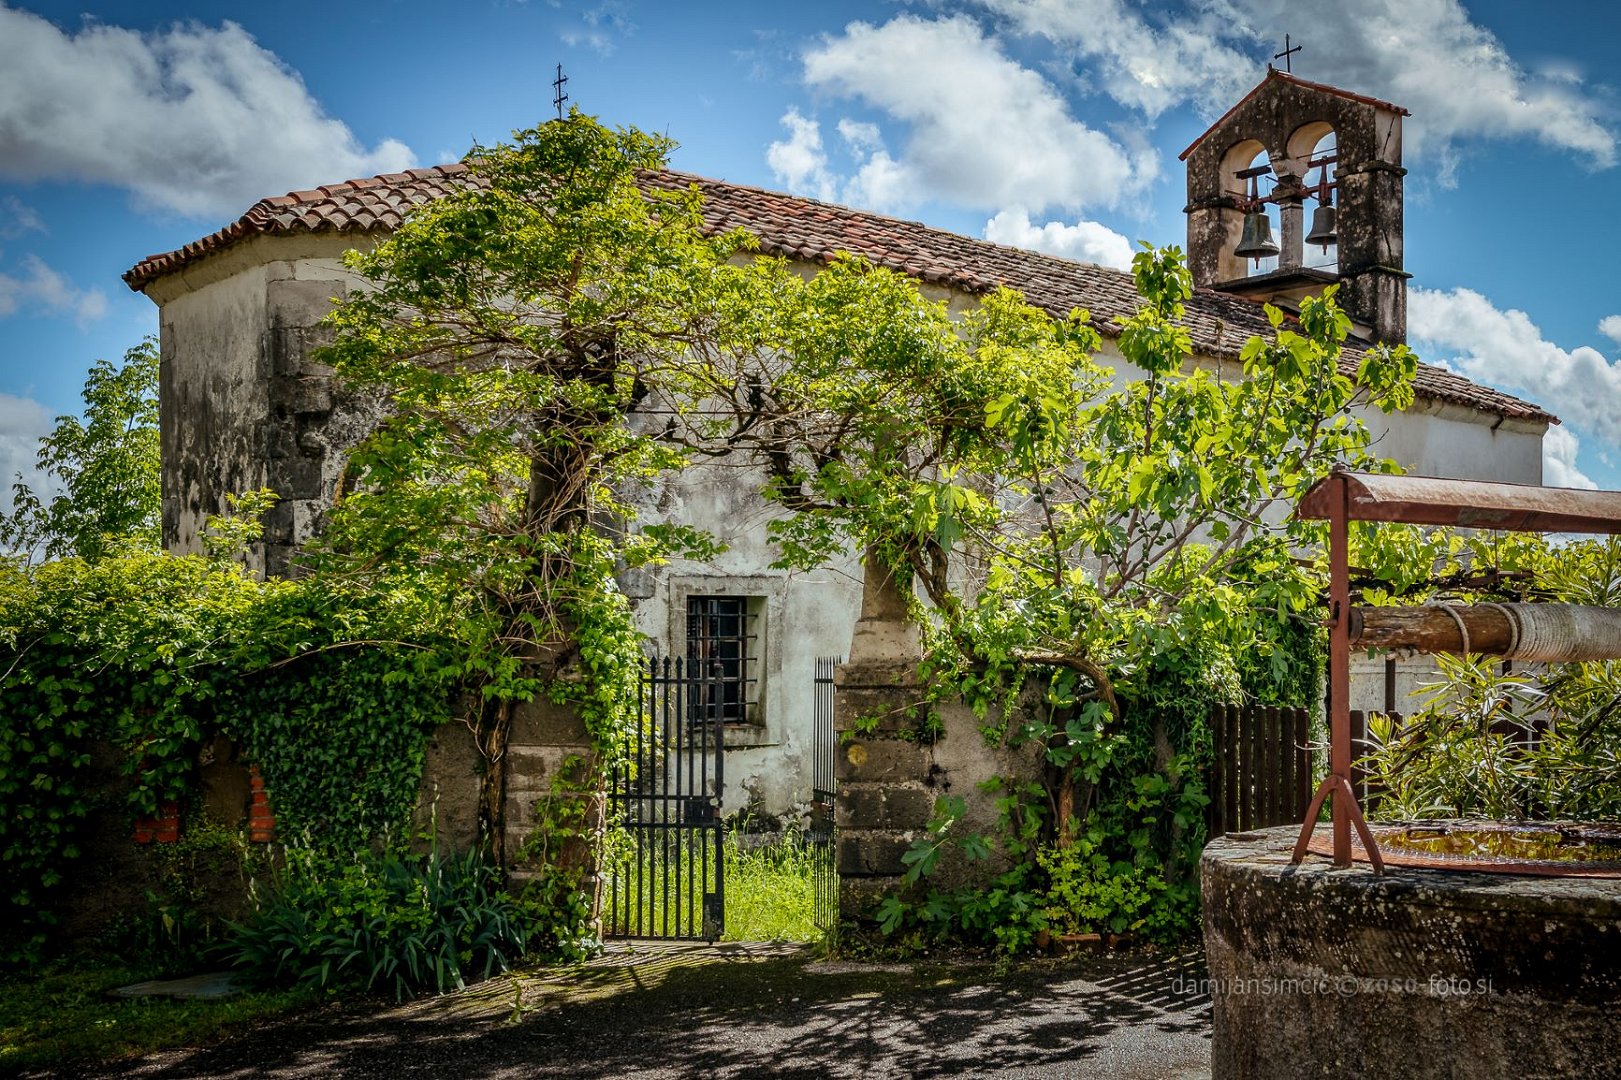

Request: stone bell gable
left=1182, top=68, right=1410, bottom=345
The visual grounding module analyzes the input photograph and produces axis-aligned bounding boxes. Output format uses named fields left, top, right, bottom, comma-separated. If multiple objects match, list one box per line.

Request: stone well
left=1202, top=827, right=1621, bottom=1080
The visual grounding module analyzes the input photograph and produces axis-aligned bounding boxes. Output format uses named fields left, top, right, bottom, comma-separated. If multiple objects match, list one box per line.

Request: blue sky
left=2, top=0, right=1620, bottom=498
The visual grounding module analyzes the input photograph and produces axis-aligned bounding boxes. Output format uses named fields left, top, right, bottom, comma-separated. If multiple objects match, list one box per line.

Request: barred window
left=686, top=596, right=760, bottom=724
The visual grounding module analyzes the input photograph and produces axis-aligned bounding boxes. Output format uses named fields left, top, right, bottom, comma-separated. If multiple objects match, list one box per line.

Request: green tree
left=2, top=337, right=160, bottom=562
left=752, top=247, right=1420, bottom=937
left=314, top=111, right=1090, bottom=880
left=314, top=113, right=784, bottom=862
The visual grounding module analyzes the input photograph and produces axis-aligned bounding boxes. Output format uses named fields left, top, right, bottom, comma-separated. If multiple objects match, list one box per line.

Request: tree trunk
left=478, top=697, right=513, bottom=869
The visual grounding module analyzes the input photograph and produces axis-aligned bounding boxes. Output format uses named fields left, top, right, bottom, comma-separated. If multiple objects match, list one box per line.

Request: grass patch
left=604, top=828, right=824, bottom=943
left=0, top=958, right=315, bottom=1074
left=723, top=831, right=819, bottom=943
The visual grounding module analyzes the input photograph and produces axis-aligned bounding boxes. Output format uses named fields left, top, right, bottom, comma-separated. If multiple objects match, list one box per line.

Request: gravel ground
left=44, top=943, right=1212, bottom=1079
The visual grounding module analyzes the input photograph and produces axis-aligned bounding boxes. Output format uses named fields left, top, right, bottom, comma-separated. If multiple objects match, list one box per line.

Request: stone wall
left=833, top=557, right=1045, bottom=914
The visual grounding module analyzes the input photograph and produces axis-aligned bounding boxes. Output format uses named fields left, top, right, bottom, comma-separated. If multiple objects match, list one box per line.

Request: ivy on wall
left=0, top=547, right=461, bottom=960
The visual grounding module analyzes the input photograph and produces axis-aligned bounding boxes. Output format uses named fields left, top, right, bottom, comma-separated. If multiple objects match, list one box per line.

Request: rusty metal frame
left=1290, top=468, right=1621, bottom=871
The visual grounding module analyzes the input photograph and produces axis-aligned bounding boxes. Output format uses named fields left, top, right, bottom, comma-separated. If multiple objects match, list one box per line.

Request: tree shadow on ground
left=46, top=945, right=1211, bottom=1080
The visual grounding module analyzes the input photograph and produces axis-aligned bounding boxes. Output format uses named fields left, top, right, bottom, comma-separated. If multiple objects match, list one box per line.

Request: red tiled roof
left=123, top=162, right=1553, bottom=425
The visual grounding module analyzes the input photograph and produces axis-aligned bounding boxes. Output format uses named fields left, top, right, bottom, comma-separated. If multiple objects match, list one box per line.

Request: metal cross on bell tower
left=1272, top=34, right=1302, bottom=74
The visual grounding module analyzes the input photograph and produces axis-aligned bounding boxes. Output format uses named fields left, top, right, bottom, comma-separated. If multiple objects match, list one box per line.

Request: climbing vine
left=0, top=539, right=463, bottom=960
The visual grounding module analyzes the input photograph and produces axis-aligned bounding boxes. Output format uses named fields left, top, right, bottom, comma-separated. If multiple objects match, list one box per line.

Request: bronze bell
left=1233, top=210, right=1280, bottom=263
left=1306, top=204, right=1338, bottom=251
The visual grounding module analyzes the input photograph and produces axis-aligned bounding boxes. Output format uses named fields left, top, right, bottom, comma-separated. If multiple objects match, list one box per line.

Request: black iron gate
left=810, top=656, right=841, bottom=931
left=605, top=657, right=726, bottom=940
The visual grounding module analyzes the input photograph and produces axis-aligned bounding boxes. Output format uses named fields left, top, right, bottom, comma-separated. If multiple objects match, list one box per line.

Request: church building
left=124, top=70, right=1554, bottom=818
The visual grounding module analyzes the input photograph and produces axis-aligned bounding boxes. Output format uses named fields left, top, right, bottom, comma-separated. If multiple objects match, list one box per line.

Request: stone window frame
left=663, top=574, right=785, bottom=749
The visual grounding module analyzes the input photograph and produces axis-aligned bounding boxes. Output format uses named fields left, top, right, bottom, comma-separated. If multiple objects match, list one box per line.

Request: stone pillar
left=504, top=696, right=603, bottom=923
left=1277, top=194, right=1304, bottom=271
left=834, top=553, right=1051, bottom=915
left=835, top=551, right=935, bottom=914
left=1337, top=161, right=1408, bottom=344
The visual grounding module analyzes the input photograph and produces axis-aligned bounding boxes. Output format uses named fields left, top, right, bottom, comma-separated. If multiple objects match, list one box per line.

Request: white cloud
left=766, top=109, right=839, bottom=203
left=0, top=6, right=415, bottom=219
left=1542, top=426, right=1596, bottom=490
left=1411, top=286, right=1621, bottom=491
left=800, top=14, right=1154, bottom=216
left=0, top=392, right=53, bottom=516
left=836, top=119, right=883, bottom=155
left=979, top=0, right=1614, bottom=169
left=0, top=255, right=107, bottom=327
left=1, top=196, right=44, bottom=238
left=983, top=207, right=1135, bottom=270
left=1599, top=315, right=1621, bottom=348
left=558, top=1, right=635, bottom=56
left=1411, top=286, right=1621, bottom=449
left=844, top=148, right=913, bottom=215
left=979, top=0, right=1257, bottom=119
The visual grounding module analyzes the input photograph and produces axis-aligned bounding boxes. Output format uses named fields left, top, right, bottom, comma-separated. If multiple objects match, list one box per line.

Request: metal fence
left=604, top=657, right=726, bottom=940
left=810, top=656, right=841, bottom=931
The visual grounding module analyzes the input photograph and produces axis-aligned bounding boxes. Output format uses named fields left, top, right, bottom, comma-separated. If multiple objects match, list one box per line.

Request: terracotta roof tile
left=122, top=161, right=1553, bottom=424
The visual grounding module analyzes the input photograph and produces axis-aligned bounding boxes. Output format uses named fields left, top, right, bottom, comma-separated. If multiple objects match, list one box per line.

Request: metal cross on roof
left=1273, top=34, right=1302, bottom=74
left=553, top=64, right=570, bottom=120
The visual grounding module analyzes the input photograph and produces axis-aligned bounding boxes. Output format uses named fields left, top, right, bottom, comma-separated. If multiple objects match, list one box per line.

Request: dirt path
left=48, top=943, right=1212, bottom=1079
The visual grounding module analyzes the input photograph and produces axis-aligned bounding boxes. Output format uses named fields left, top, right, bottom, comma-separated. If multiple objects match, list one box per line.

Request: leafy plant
left=0, top=542, right=462, bottom=957
left=1037, top=830, right=1167, bottom=937
left=755, top=247, right=1418, bottom=944
left=1362, top=536, right=1621, bottom=821
left=225, top=845, right=533, bottom=1001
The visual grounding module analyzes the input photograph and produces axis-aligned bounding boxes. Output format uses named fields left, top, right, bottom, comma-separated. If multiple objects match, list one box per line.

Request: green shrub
left=0, top=545, right=460, bottom=961
left=1037, top=830, right=1167, bottom=937
left=1362, top=537, right=1621, bottom=821
left=225, top=846, right=532, bottom=1001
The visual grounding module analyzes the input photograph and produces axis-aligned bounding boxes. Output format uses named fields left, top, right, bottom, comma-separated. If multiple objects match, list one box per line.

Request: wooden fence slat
left=1254, top=704, right=1267, bottom=830
left=1277, top=706, right=1295, bottom=826
left=1269, top=707, right=1284, bottom=826
left=1241, top=703, right=1256, bottom=831
left=1294, top=707, right=1312, bottom=820
left=1349, top=710, right=1367, bottom=807
left=1205, top=704, right=1325, bottom=836
left=1223, top=704, right=1240, bottom=834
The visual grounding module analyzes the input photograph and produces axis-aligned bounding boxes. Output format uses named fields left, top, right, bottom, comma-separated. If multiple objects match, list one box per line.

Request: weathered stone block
left=834, top=686, right=929, bottom=733
left=414, top=724, right=483, bottom=851
left=260, top=501, right=295, bottom=544
left=838, top=874, right=903, bottom=916
left=269, top=450, right=324, bottom=499
left=836, top=785, right=934, bottom=830
left=504, top=745, right=595, bottom=795
left=510, top=698, right=591, bottom=747
left=836, top=833, right=916, bottom=877
left=835, top=659, right=922, bottom=690
left=283, top=377, right=333, bottom=416
left=835, top=738, right=931, bottom=784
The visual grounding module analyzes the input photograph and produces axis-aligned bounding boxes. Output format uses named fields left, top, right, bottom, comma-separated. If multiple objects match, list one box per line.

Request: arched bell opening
left=1287, top=122, right=1339, bottom=273
left=1220, top=139, right=1279, bottom=278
